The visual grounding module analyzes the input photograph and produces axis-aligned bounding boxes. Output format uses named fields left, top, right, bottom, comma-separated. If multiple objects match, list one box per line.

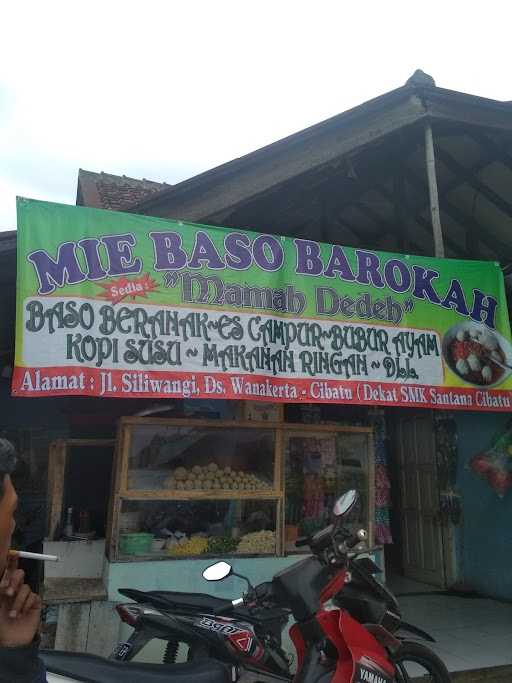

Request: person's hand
left=0, top=557, right=42, bottom=647
left=0, top=554, right=25, bottom=600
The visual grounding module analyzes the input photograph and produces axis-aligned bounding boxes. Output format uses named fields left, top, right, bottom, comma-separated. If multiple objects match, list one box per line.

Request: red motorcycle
left=42, top=490, right=450, bottom=683
left=203, top=489, right=450, bottom=683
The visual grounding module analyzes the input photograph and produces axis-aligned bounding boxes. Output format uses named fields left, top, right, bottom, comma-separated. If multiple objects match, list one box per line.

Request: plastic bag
left=469, top=428, right=512, bottom=498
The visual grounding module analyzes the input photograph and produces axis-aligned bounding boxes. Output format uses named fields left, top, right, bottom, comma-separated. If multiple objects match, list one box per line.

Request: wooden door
left=397, top=413, right=445, bottom=587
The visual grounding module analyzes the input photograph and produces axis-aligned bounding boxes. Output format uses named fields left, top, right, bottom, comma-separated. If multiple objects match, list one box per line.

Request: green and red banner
left=13, top=197, right=512, bottom=410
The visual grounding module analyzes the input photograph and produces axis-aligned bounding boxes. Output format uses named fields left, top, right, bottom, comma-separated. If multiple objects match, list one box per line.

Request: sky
left=1, top=0, right=511, bottom=230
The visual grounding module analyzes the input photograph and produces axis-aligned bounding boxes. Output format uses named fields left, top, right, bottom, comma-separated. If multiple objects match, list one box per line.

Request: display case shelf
left=121, top=490, right=282, bottom=501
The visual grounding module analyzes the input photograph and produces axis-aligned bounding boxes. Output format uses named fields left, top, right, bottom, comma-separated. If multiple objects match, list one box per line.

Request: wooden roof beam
left=320, top=140, right=496, bottom=228
left=372, top=182, right=461, bottom=256
left=328, top=219, right=363, bottom=246
left=217, top=163, right=351, bottom=227
left=435, top=147, right=512, bottom=220
left=212, top=129, right=502, bottom=261
left=469, top=130, right=512, bottom=175
left=401, top=163, right=511, bottom=260
left=134, top=94, right=428, bottom=221
left=348, top=197, right=427, bottom=255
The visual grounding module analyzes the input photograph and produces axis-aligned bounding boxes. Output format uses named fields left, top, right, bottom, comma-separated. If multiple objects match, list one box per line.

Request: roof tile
left=77, top=169, right=170, bottom=211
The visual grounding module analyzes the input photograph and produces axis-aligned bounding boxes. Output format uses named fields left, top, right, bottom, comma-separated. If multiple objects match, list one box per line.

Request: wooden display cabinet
left=107, top=417, right=374, bottom=561
left=107, top=417, right=285, bottom=560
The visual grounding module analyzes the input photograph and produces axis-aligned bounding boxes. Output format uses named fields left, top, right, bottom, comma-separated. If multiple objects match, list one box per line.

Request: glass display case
left=284, top=427, right=374, bottom=553
left=108, top=417, right=283, bottom=560
left=126, top=423, right=276, bottom=494
left=107, top=416, right=374, bottom=561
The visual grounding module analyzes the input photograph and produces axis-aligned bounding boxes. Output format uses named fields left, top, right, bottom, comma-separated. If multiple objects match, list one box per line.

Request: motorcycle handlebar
left=296, top=525, right=368, bottom=556
left=214, top=597, right=244, bottom=616
left=254, top=581, right=273, bottom=601
left=213, top=526, right=367, bottom=617
left=344, top=529, right=368, bottom=550
left=295, top=524, right=334, bottom=551
left=213, top=582, right=275, bottom=616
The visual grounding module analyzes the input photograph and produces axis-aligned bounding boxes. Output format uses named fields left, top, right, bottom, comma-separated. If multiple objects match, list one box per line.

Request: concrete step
left=450, top=665, right=512, bottom=682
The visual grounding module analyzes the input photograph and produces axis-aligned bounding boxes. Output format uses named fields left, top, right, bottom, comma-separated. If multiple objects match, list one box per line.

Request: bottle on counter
left=79, top=510, right=91, bottom=534
left=64, top=507, right=74, bottom=538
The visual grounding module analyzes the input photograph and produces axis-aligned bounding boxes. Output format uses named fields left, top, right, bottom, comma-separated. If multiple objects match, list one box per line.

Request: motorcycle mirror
left=203, top=561, right=233, bottom=582
left=333, top=490, right=358, bottom=518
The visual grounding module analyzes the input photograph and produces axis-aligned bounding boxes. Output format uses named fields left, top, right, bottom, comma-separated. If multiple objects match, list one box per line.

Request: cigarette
left=9, top=550, right=59, bottom=562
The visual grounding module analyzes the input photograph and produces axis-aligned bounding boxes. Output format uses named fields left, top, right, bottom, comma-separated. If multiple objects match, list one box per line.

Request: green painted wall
left=106, top=555, right=302, bottom=602
left=106, top=549, right=383, bottom=664
left=107, top=555, right=302, bottom=664
left=106, top=548, right=384, bottom=602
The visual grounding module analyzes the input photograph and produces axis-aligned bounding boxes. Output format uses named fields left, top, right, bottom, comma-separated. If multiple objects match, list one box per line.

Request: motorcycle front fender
left=398, top=621, right=436, bottom=643
left=317, top=609, right=396, bottom=683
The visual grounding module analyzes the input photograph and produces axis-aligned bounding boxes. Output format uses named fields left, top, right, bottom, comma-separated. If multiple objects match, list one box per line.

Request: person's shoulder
left=0, top=640, right=47, bottom=682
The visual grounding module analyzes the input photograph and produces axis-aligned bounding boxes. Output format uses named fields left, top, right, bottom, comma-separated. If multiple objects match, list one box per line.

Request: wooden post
left=47, top=440, right=67, bottom=540
left=424, top=122, right=445, bottom=258
left=393, top=171, right=409, bottom=252
left=367, top=431, right=376, bottom=550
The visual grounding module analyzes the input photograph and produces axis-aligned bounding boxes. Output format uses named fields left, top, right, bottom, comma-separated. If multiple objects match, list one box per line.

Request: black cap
left=0, top=439, right=17, bottom=475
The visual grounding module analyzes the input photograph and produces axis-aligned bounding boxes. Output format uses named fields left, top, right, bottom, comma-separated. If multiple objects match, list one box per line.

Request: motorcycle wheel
left=392, top=641, right=451, bottom=683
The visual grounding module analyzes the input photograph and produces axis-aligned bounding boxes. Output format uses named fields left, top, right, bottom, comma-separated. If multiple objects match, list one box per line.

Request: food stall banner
left=13, top=198, right=512, bottom=411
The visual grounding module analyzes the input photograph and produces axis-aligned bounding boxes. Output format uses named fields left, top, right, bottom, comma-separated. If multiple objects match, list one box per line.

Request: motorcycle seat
left=41, top=650, right=230, bottom=683
left=119, top=588, right=289, bottom=623
left=120, top=588, right=233, bottom=612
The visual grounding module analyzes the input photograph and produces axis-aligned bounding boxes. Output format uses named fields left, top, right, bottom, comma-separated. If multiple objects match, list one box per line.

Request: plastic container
left=119, top=511, right=140, bottom=533
left=151, top=538, right=166, bottom=552
left=285, top=524, right=298, bottom=544
left=119, top=533, right=154, bottom=556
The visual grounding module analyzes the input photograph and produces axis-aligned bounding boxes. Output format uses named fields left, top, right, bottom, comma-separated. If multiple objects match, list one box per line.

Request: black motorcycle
left=110, top=541, right=433, bottom=677
left=111, top=584, right=291, bottom=675
left=43, top=491, right=450, bottom=683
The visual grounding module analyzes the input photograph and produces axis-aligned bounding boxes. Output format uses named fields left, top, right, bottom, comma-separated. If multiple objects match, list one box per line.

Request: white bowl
left=442, top=322, right=512, bottom=388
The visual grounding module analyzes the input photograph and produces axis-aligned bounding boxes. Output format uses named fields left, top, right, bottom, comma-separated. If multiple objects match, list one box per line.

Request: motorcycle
left=110, top=576, right=291, bottom=673
left=42, top=490, right=451, bottom=682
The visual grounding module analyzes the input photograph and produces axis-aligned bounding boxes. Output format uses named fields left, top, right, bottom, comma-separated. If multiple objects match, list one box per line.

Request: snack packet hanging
left=469, top=427, right=512, bottom=498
